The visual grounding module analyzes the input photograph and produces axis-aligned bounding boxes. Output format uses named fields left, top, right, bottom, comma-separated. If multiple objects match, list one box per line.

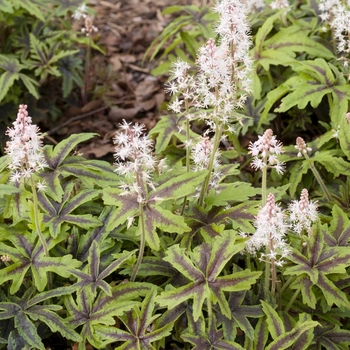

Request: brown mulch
left=50, top=0, right=203, bottom=159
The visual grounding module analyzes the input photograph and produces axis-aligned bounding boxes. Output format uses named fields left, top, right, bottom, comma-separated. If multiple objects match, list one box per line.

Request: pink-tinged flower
left=113, top=120, right=162, bottom=202
left=295, top=137, right=312, bottom=157
left=246, top=193, right=290, bottom=266
left=5, top=104, right=47, bottom=182
left=289, top=189, right=318, bottom=235
left=248, top=129, right=285, bottom=174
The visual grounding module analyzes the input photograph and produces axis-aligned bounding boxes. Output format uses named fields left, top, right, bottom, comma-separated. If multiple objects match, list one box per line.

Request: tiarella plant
left=1, top=0, right=350, bottom=349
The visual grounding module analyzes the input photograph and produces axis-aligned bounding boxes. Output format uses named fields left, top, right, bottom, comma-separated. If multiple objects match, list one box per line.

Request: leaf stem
left=198, top=120, right=222, bottom=207
left=181, top=99, right=190, bottom=215
left=304, top=153, right=334, bottom=204
left=285, top=288, right=300, bottom=313
left=30, top=176, right=48, bottom=257
left=131, top=201, right=146, bottom=282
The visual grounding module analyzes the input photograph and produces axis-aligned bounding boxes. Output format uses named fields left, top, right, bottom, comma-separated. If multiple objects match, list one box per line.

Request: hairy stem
left=30, top=176, right=48, bottom=257
left=304, top=153, right=334, bottom=204
left=181, top=99, right=190, bottom=215
left=131, top=201, right=146, bottom=282
left=82, top=36, right=91, bottom=105
left=131, top=170, right=147, bottom=282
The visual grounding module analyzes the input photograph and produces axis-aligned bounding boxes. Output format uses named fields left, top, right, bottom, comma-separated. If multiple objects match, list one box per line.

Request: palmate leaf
left=0, top=229, right=81, bottom=293
left=103, top=170, right=207, bottom=250
left=285, top=222, right=350, bottom=309
left=204, top=182, right=259, bottom=210
left=65, top=282, right=153, bottom=349
left=149, top=170, right=207, bottom=202
left=324, top=205, right=350, bottom=247
left=260, top=302, right=318, bottom=350
left=77, top=206, right=119, bottom=261
left=182, top=312, right=244, bottom=350
left=95, top=287, right=181, bottom=350
left=0, top=286, right=81, bottom=350
left=218, top=291, right=263, bottom=342
left=0, top=55, right=26, bottom=102
left=264, top=26, right=334, bottom=60
left=58, top=54, right=83, bottom=97
left=261, top=59, right=350, bottom=127
left=38, top=182, right=102, bottom=238
left=70, top=241, right=136, bottom=297
left=275, top=59, right=350, bottom=114
left=42, top=138, right=120, bottom=199
left=158, top=231, right=261, bottom=321
left=149, top=114, right=189, bottom=154
left=312, top=325, right=350, bottom=349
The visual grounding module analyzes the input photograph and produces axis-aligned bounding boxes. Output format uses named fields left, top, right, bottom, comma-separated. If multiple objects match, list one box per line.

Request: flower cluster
left=248, top=129, right=285, bottom=174
left=295, top=137, right=312, bottom=157
left=166, top=59, right=196, bottom=115
left=246, top=193, right=290, bottom=266
left=72, top=3, right=88, bottom=20
left=289, top=189, right=318, bottom=235
left=114, top=120, right=164, bottom=202
left=81, top=17, right=98, bottom=37
left=270, top=0, right=290, bottom=10
left=319, top=0, right=350, bottom=54
left=5, top=104, right=47, bottom=183
left=196, top=0, right=253, bottom=117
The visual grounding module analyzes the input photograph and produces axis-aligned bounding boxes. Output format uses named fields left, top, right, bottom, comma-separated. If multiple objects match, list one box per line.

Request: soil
left=48, top=0, right=203, bottom=160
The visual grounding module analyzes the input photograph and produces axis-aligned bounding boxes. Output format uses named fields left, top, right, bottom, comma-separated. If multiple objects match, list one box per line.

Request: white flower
left=72, top=3, right=88, bottom=20
left=113, top=120, right=161, bottom=196
left=5, top=104, right=47, bottom=183
left=248, top=129, right=285, bottom=173
left=289, top=189, right=318, bottom=235
left=246, top=193, right=290, bottom=264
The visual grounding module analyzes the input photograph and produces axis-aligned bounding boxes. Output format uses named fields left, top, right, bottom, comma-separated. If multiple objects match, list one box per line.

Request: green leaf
left=254, top=12, right=281, bottom=55
left=149, top=170, right=208, bottom=202
left=265, top=27, right=334, bottom=60
left=312, top=151, right=350, bottom=177
left=205, top=182, right=259, bottom=210
left=95, top=287, right=179, bottom=349
left=261, top=301, right=284, bottom=340
left=325, top=205, right=350, bottom=247
left=39, top=184, right=102, bottom=238
left=0, top=55, right=24, bottom=102
left=70, top=241, right=136, bottom=297
left=144, top=204, right=191, bottom=250
left=0, top=184, right=21, bottom=197
left=285, top=223, right=350, bottom=309
left=46, top=133, right=97, bottom=169
left=65, top=282, right=153, bottom=348
left=0, top=230, right=81, bottom=293
left=158, top=232, right=261, bottom=321
left=18, top=0, right=46, bottom=21
left=266, top=319, right=318, bottom=350
left=182, top=313, right=245, bottom=350
left=149, top=114, right=195, bottom=153
left=102, top=188, right=139, bottom=231
left=0, top=287, right=81, bottom=349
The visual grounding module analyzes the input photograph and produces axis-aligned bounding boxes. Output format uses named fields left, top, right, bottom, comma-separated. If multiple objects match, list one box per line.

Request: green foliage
left=1, top=0, right=350, bottom=348
left=0, top=0, right=99, bottom=123
left=144, top=5, right=217, bottom=75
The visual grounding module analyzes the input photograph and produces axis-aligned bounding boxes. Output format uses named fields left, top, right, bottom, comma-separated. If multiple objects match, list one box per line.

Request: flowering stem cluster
left=113, top=121, right=161, bottom=281
left=167, top=0, right=253, bottom=208
left=247, top=193, right=290, bottom=297
left=248, top=129, right=285, bottom=205
left=5, top=105, right=48, bottom=256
